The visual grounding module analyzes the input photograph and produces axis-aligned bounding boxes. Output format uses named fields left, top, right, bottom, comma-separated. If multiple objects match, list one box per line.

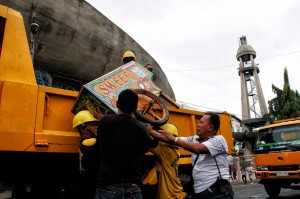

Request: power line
left=178, top=100, right=244, bottom=119
left=257, top=50, right=300, bottom=61
left=164, top=50, right=300, bottom=73
left=167, top=64, right=235, bottom=72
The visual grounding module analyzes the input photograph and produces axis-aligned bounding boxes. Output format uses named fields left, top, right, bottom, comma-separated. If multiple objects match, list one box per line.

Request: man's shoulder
left=207, top=135, right=226, bottom=144
left=206, top=135, right=228, bottom=152
left=214, top=135, right=226, bottom=140
left=214, top=135, right=228, bottom=145
left=98, top=114, right=117, bottom=126
left=102, top=113, right=117, bottom=120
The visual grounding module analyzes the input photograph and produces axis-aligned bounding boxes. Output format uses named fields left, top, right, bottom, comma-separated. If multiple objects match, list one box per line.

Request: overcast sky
left=86, top=0, right=300, bottom=119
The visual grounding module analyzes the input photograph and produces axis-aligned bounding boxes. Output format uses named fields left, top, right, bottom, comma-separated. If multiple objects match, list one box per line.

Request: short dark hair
left=205, top=112, right=220, bottom=131
left=117, top=89, right=138, bottom=114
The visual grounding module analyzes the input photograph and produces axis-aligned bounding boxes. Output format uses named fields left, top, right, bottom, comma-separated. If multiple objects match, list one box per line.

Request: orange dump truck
left=254, top=117, right=300, bottom=197
left=0, top=5, right=233, bottom=198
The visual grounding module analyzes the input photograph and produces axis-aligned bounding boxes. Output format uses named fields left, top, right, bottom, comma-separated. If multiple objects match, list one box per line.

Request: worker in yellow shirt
left=148, top=123, right=189, bottom=199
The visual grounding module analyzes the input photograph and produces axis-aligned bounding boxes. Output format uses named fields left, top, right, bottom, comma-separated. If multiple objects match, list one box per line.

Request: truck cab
left=254, top=118, right=300, bottom=197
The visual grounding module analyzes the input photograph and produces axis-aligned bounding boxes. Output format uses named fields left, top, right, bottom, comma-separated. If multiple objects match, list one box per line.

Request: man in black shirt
left=94, top=89, right=151, bottom=199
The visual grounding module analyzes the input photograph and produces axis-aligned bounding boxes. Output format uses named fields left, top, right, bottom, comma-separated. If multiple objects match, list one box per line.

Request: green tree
left=268, top=67, right=300, bottom=120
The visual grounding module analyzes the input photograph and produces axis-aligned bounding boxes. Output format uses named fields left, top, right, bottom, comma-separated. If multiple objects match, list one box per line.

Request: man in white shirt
left=161, top=112, right=234, bottom=199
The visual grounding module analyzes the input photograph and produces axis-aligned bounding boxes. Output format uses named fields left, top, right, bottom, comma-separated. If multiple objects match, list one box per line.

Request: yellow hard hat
left=73, top=110, right=97, bottom=128
left=122, top=51, right=136, bottom=62
left=161, top=124, right=178, bottom=137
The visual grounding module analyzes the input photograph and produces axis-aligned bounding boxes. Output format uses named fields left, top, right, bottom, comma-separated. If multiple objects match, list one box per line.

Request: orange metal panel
left=0, top=5, right=8, bottom=18
left=0, top=6, right=36, bottom=84
left=36, top=86, right=78, bottom=132
left=34, top=86, right=80, bottom=152
left=219, top=112, right=234, bottom=154
left=35, top=130, right=80, bottom=145
left=0, top=81, right=38, bottom=151
left=23, top=141, right=80, bottom=153
left=178, top=157, right=192, bottom=165
left=255, top=151, right=300, bottom=166
left=38, top=86, right=78, bottom=97
left=256, top=170, right=300, bottom=180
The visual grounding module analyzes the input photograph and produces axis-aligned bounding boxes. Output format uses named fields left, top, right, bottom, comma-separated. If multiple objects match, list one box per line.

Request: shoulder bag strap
left=192, top=154, right=200, bottom=170
left=209, top=137, right=228, bottom=178
left=213, top=156, right=222, bottom=178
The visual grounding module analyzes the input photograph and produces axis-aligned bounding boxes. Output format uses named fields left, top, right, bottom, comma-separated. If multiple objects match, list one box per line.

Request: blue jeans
left=94, top=183, right=142, bottom=199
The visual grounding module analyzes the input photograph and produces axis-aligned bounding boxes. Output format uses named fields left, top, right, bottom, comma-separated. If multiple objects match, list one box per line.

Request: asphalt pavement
left=232, top=181, right=300, bottom=199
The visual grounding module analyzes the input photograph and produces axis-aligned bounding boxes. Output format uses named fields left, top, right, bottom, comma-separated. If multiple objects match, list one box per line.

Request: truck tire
left=264, top=183, right=281, bottom=197
left=133, top=89, right=169, bottom=126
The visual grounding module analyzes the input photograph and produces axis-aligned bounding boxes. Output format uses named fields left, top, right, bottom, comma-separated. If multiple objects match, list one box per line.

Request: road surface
left=233, top=181, right=300, bottom=199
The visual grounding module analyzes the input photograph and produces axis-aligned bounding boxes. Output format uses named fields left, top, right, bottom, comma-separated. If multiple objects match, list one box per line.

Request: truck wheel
left=264, top=183, right=281, bottom=197
left=133, top=89, right=169, bottom=126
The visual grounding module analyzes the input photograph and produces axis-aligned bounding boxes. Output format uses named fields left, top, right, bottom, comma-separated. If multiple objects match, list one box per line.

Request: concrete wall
left=0, top=0, right=175, bottom=98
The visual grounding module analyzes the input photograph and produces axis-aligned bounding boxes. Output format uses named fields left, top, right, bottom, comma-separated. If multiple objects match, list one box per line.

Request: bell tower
left=236, top=36, right=268, bottom=128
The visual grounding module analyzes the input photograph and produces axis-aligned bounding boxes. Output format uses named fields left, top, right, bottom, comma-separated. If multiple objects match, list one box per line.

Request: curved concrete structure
left=0, top=0, right=175, bottom=98
left=236, top=36, right=256, bottom=62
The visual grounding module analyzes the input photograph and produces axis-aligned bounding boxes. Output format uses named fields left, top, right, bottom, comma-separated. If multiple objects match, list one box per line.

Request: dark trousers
left=94, top=183, right=142, bottom=199
left=193, top=181, right=234, bottom=199
left=193, top=188, right=215, bottom=199
left=242, top=175, right=247, bottom=183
